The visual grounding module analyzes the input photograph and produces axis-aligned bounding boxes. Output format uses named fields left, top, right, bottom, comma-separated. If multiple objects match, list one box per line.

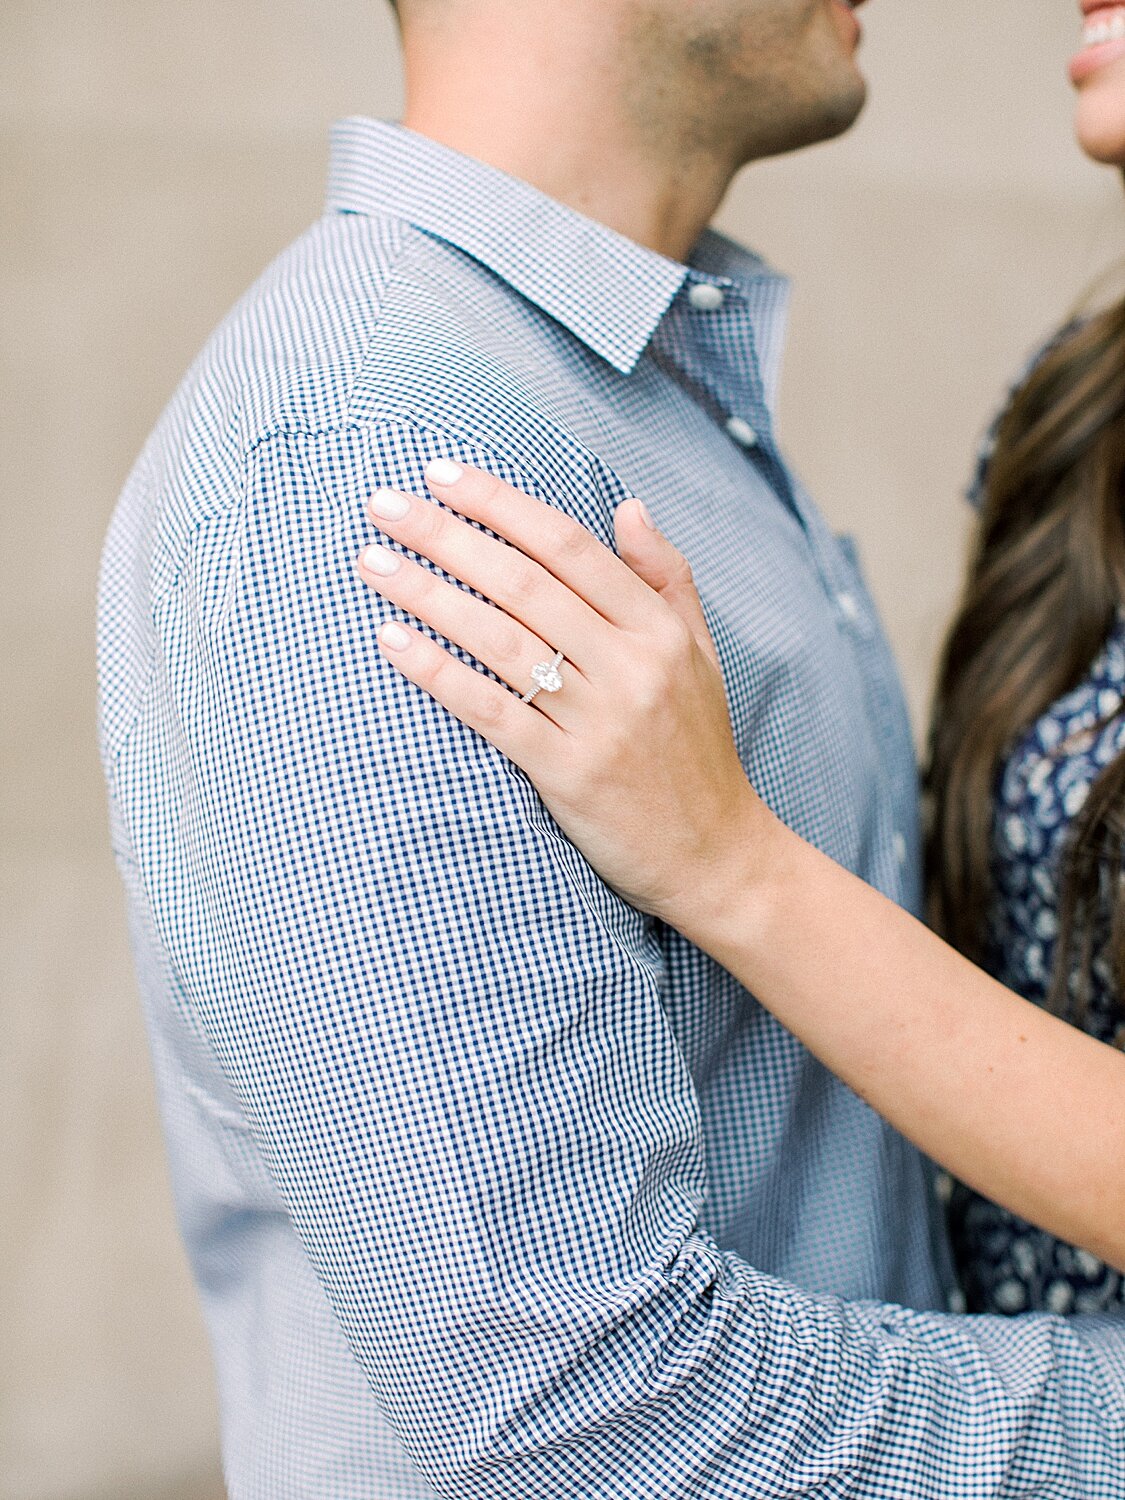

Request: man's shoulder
left=147, top=209, right=606, bottom=517
left=159, top=211, right=429, bottom=466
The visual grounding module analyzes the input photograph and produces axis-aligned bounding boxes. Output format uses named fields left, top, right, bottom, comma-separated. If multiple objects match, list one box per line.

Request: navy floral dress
left=946, top=582, right=1125, bottom=1317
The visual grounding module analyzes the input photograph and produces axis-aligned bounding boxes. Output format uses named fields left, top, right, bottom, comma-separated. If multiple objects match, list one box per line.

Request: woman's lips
left=1071, top=6, right=1125, bottom=84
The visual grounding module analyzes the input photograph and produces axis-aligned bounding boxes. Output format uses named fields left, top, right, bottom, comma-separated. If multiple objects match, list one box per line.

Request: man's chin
left=748, top=77, right=867, bottom=163
left=820, top=75, right=868, bottom=140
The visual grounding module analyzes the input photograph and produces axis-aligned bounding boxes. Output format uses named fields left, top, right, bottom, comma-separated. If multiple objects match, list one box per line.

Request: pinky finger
left=376, top=619, right=559, bottom=768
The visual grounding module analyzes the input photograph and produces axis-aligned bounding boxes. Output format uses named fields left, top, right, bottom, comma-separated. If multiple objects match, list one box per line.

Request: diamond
left=530, top=660, right=563, bottom=693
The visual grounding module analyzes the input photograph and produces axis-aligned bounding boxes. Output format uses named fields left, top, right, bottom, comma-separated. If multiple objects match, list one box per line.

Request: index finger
left=420, top=459, right=664, bottom=632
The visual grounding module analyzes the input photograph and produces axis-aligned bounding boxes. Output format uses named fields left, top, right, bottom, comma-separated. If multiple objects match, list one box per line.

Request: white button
left=947, top=1289, right=968, bottom=1316
left=934, top=1170, right=954, bottom=1204
left=892, top=831, right=908, bottom=867
left=725, top=416, right=759, bottom=449
left=836, top=591, right=860, bottom=623
left=688, top=282, right=725, bottom=312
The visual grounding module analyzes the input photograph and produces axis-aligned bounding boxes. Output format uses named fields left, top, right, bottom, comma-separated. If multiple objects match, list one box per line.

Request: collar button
left=725, top=416, right=759, bottom=449
left=688, top=282, right=725, bottom=312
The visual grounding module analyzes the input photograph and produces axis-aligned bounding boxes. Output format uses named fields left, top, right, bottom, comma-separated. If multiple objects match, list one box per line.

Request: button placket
left=658, top=277, right=804, bottom=524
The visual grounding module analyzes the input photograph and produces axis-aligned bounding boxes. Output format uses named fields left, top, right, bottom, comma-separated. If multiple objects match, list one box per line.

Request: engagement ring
left=521, top=650, right=565, bottom=704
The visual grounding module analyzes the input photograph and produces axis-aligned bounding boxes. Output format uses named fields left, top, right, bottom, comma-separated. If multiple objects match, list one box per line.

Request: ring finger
left=357, top=542, right=587, bottom=727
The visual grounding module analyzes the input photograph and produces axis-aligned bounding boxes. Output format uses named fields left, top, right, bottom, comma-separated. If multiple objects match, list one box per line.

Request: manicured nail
left=634, top=499, right=656, bottom=530
left=368, top=489, right=411, bottom=521
left=361, top=544, right=401, bottom=577
left=425, top=458, right=463, bottom=487
left=378, top=622, right=411, bottom=651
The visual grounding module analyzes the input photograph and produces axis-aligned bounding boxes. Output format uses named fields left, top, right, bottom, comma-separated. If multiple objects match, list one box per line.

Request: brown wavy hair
left=926, top=294, right=1125, bottom=1031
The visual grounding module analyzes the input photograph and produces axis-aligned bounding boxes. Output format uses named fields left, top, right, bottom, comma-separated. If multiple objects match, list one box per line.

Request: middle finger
left=364, top=487, right=614, bottom=678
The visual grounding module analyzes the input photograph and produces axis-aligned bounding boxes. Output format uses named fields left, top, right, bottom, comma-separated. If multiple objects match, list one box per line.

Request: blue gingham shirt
left=97, top=119, right=1125, bottom=1498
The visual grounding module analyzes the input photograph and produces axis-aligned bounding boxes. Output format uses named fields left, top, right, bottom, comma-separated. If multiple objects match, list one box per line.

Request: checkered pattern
left=97, top=119, right=1125, bottom=1498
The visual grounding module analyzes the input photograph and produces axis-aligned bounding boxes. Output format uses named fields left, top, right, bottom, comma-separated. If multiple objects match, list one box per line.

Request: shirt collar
left=326, top=117, right=781, bottom=377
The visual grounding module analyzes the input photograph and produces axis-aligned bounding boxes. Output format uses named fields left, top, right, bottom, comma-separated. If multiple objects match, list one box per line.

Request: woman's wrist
left=653, top=788, right=794, bottom=966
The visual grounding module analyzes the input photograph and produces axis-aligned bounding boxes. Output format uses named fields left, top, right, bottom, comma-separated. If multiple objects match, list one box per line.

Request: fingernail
left=379, top=621, right=411, bottom=651
left=361, top=544, right=401, bottom=577
left=368, top=489, right=411, bottom=521
left=425, top=458, right=463, bottom=487
left=634, top=499, right=656, bottom=530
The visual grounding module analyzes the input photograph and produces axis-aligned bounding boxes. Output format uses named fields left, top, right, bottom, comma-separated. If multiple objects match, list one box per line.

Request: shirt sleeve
left=125, top=418, right=1125, bottom=1498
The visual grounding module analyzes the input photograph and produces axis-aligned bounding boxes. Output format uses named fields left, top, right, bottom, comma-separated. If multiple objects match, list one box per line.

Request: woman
left=356, top=12, right=1125, bottom=1301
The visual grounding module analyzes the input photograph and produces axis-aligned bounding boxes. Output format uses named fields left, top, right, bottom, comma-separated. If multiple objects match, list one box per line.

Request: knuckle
left=425, top=646, right=456, bottom=693
left=669, top=546, right=696, bottom=579
left=592, top=722, right=628, bottom=765
left=545, top=511, right=590, bottom=563
left=652, top=609, right=693, bottom=661
left=465, top=468, right=506, bottom=520
left=407, top=555, right=437, bottom=591
left=501, top=557, right=540, bottom=611
left=408, top=561, right=445, bottom=611
left=579, top=730, right=631, bottom=792
left=473, top=682, right=510, bottom=731
left=628, top=659, right=667, bottom=712
left=479, top=470, right=508, bottom=507
left=410, top=497, right=446, bottom=549
left=669, top=551, right=695, bottom=587
left=490, top=619, right=527, bottom=667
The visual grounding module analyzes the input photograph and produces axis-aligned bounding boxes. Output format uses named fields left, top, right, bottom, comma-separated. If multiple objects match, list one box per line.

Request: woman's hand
left=355, top=463, right=1125, bottom=1272
left=356, top=459, right=776, bottom=930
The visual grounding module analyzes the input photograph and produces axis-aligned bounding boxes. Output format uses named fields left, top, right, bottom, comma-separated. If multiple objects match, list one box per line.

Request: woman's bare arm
left=690, top=809, right=1125, bottom=1270
left=354, top=459, right=1125, bottom=1271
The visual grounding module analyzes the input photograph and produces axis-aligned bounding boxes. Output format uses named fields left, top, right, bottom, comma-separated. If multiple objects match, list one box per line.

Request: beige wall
left=3, top=5, right=1123, bottom=1498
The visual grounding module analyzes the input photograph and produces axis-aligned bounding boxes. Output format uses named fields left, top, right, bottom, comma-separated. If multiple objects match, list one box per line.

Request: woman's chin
left=1074, top=75, right=1125, bottom=168
left=1075, top=115, right=1125, bottom=167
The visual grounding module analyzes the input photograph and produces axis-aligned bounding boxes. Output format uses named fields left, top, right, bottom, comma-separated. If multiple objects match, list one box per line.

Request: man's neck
left=400, top=15, right=739, bottom=264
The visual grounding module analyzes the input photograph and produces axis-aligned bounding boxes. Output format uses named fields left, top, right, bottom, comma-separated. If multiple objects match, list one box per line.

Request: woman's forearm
left=676, top=808, right=1125, bottom=1272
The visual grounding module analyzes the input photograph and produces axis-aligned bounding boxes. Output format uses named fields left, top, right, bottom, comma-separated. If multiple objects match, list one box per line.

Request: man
left=97, top=1, right=1125, bottom=1495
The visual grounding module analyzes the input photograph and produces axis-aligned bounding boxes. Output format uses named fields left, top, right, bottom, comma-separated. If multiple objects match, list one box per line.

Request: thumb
left=614, top=499, right=719, bottom=669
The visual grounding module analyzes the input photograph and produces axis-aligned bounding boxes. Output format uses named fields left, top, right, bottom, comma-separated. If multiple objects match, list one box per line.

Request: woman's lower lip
left=1070, top=36, right=1125, bottom=85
